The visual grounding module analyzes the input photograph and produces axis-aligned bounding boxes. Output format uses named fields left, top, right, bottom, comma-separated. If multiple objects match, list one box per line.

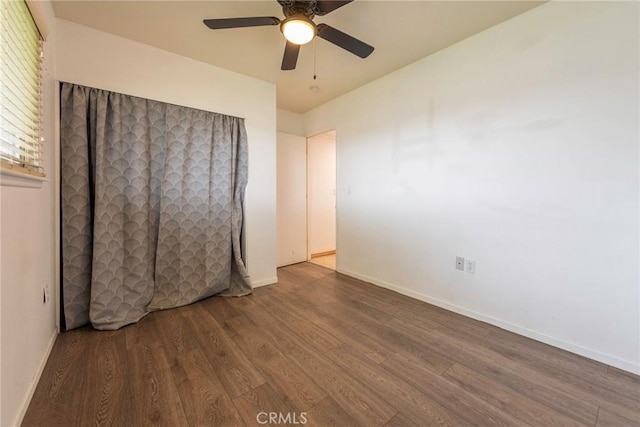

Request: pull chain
left=313, top=38, right=317, bottom=80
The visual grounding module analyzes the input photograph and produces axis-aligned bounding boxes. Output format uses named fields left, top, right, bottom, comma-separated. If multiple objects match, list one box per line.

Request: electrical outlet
left=456, top=256, right=464, bottom=271
left=465, top=259, right=476, bottom=274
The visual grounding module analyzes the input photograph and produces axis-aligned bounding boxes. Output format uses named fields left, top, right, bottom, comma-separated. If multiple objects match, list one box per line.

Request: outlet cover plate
left=465, top=259, right=476, bottom=274
left=456, top=256, right=465, bottom=271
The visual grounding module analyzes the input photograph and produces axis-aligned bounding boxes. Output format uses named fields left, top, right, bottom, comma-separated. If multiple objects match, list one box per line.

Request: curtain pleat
left=60, top=82, right=251, bottom=331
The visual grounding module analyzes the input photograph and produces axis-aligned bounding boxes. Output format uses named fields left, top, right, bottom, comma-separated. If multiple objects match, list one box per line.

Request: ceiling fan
left=203, top=0, right=374, bottom=71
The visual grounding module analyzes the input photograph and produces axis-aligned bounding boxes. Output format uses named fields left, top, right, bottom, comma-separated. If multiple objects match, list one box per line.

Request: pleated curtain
left=60, top=82, right=251, bottom=330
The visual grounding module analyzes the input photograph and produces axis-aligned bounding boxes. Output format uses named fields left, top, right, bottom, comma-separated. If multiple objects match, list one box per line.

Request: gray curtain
left=60, top=82, right=251, bottom=331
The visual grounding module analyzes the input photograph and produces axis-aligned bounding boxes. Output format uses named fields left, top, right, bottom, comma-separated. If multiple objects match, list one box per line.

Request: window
left=0, top=0, right=44, bottom=177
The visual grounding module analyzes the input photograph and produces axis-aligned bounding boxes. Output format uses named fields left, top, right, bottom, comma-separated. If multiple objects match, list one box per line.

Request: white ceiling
left=52, top=1, right=544, bottom=113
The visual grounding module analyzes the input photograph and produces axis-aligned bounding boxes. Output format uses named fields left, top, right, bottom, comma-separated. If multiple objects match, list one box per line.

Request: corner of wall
left=276, top=108, right=305, bottom=136
left=1, top=1, right=59, bottom=425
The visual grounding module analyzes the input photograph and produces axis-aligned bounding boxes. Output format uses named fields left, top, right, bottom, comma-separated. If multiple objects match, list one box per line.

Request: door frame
left=306, top=129, right=337, bottom=262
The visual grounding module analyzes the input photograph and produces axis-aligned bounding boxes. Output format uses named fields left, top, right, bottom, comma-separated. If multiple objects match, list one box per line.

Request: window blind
left=0, top=0, right=44, bottom=177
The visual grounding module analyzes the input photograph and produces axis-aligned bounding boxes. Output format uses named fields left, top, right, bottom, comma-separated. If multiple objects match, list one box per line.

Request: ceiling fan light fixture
left=281, top=16, right=316, bottom=45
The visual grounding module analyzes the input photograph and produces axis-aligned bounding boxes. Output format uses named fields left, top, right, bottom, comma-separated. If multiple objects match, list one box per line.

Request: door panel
left=276, top=132, right=307, bottom=267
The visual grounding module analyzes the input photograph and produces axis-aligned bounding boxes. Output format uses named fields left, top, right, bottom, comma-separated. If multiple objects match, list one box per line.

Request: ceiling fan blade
left=203, top=17, right=280, bottom=30
left=281, top=41, right=300, bottom=70
left=314, top=0, right=353, bottom=16
left=316, top=23, right=374, bottom=58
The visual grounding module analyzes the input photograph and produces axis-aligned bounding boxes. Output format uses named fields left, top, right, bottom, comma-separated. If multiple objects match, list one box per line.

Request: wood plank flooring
left=23, top=262, right=640, bottom=426
left=308, top=254, right=336, bottom=270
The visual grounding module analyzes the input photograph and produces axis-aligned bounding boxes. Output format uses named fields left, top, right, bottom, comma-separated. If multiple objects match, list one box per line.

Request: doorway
left=307, top=130, right=336, bottom=270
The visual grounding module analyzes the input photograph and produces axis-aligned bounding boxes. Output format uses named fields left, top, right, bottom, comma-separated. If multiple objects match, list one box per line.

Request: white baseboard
left=15, top=328, right=58, bottom=426
left=337, top=268, right=640, bottom=375
left=252, top=276, right=278, bottom=288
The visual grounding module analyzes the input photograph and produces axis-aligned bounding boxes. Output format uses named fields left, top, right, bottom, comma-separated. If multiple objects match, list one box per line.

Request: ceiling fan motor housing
left=277, top=0, right=317, bottom=19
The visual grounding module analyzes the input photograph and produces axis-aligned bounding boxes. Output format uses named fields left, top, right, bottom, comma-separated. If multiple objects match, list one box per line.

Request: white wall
left=56, top=19, right=278, bottom=287
left=307, top=132, right=336, bottom=255
left=0, top=2, right=58, bottom=425
left=304, top=2, right=639, bottom=373
left=277, top=108, right=305, bottom=136
left=277, top=132, right=307, bottom=267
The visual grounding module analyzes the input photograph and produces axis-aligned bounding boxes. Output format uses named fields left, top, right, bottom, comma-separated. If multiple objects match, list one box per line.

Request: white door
left=276, top=132, right=308, bottom=267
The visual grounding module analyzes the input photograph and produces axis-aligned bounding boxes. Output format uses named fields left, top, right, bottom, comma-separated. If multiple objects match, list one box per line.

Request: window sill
left=0, top=167, right=47, bottom=188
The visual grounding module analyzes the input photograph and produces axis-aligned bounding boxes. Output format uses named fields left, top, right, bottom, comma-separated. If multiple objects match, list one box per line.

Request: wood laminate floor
left=308, top=254, right=336, bottom=270
left=24, top=262, right=640, bottom=426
